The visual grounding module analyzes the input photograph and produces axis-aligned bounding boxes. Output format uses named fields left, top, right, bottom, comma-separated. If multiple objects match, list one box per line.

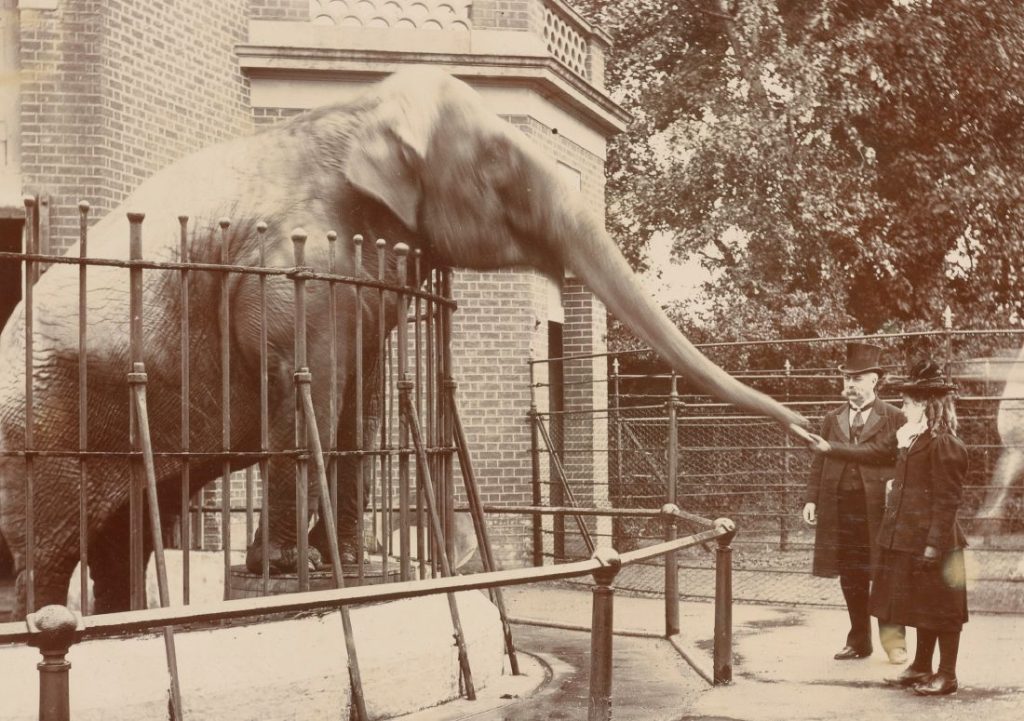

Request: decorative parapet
left=541, top=1, right=589, bottom=79
left=239, top=0, right=628, bottom=141
left=309, top=0, right=472, bottom=32
left=299, top=0, right=609, bottom=87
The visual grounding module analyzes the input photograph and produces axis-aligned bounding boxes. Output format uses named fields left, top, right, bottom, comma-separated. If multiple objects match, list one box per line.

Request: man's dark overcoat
left=804, top=400, right=904, bottom=578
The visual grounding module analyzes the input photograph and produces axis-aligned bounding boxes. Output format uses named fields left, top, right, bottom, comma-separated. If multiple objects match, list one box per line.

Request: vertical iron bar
left=327, top=231, right=339, bottom=520
left=425, top=268, right=437, bottom=576
left=178, top=215, right=191, bottom=605
left=535, top=416, right=595, bottom=554
left=245, top=466, right=255, bottom=543
left=942, top=305, right=954, bottom=380
left=376, top=238, right=389, bottom=579
left=449, top=393, right=520, bottom=673
left=257, top=222, right=271, bottom=592
left=665, top=373, right=680, bottom=637
left=38, top=195, right=50, bottom=259
left=588, top=551, right=620, bottom=721
left=218, top=218, right=233, bottom=600
left=127, top=211, right=145, bottom=612
left=77, top=201, right=90, bottom=615
left=714, top=521, right=736, bottom=685
left=129, top=365, right=183, bottom=720
left=294, top=231, right=368, bottom=721
left=396, top=244, right=411, bottom=581
left=292, top=237, right=345, bottom=581
left=612, top=359, right=622, bottom=540
left=297, top=384, right=368, bottom=720
left=293, top=229, right=310, bottom=592
left=126, top=213, right=183, bottom=719
left=414, top=249, right=426, bottom=580
left=780, top=359, right=792, bottom=551
left=529, top=365, right=542, bottom=567
left=402, top=394, right=476, bottom=699
left=23, top=195, right=36, bottom=614
left=353, top=234, right=365, bottom=584
left=440, top=269, right=455, bottom=564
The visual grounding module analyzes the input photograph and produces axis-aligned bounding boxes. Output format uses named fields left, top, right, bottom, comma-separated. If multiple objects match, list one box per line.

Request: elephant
left=976, top=342, right=1024, bottom=531
left=0, top=67, right=807, bottom=619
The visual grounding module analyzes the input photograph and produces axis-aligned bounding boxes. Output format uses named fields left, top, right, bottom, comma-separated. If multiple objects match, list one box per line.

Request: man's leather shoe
left=886, top=647, right=908, bottom=665
left=834, top=645, right=872, bottom=660
left=914, top=671, right=958, bottom=696
left=884, top=667, right=932, bottom=687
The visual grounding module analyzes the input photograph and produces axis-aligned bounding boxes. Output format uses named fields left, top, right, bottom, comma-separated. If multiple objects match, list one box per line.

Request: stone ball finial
left=26, top=605, right=81, bottom=652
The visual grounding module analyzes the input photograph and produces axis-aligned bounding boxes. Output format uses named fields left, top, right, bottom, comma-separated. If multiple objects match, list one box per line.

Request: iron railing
left=529, top=328, right=1024, bottom=612
left=0, top=515, right=738, bottom=721
left=0, top=197, right=514, bottom=720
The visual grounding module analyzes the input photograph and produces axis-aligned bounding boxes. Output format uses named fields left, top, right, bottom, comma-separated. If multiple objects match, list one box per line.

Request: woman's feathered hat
left=886, top=359, right=957, bottom=395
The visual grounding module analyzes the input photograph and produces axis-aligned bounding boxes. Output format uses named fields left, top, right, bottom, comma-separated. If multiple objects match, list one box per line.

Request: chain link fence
left=533, top=329, right=1024, bottom=614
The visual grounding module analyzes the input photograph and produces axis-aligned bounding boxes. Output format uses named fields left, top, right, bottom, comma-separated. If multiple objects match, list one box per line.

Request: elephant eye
left=480, top=137, right=521, bottom=190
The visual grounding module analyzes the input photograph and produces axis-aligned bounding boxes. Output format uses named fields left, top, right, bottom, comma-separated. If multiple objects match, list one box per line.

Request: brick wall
left=561, top=278, right=609, bottom=545
left=17, top=2, right=103, bottom=250
left=19, top=0, right=251, bottom=253
left=449, top=113, right=607, bottom=567
left=470, top=0, right=531, bottom=31
left=251, top=0, right=310, bottom=21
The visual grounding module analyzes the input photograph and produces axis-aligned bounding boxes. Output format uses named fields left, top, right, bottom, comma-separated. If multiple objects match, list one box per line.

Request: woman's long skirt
left=870, top=547, right=968, bottom=632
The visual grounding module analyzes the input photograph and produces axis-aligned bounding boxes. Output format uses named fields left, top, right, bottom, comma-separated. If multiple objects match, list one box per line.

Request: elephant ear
left=348, top=80, right=439, bottom=231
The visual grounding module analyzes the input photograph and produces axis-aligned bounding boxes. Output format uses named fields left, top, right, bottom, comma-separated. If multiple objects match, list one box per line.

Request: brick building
left=0, top=0, right=627, bottom=568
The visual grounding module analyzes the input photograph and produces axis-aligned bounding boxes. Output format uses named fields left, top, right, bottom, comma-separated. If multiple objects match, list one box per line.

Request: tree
left=577, top=0, right=1024, bottom=361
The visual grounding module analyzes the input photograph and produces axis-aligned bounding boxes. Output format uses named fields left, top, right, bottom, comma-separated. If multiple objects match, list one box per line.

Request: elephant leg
left=245, top=418, right=323, bottom=574
left=11, top=549, right=78, bottom=619
left=2, top=457, right=84, bottom=619
left=86, top=479, right=183, bottom=614
left=976, top=447, right=1024, bottom=533
left=88, top=509, right=133, bottom=614
left=308, top=424, right=375, bottom=566
left=309, top=358, right=383, bottom=566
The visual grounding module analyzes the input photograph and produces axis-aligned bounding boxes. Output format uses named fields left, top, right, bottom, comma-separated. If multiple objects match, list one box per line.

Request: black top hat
left=838, top=342, right=886, bottom=375
left=887, top=359, right=958, bottom=395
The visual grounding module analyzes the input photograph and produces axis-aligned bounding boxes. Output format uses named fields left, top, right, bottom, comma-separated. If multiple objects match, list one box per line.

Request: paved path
left=431, top=583, right=1024, bottom=721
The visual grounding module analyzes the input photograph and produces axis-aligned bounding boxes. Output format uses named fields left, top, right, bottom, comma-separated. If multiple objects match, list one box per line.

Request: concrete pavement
left=400, top=583, right=1024, bottom=721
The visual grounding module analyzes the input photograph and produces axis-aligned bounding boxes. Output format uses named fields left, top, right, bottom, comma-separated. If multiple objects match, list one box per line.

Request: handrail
left=4, top=518, right=737, bottom=721
left=0, top=250, right=456, bottom=307
left=0, top=525, right=729, bottom=645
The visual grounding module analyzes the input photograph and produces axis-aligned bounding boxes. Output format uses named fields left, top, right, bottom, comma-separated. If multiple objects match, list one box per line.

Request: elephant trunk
left=562, top=213, right=807, bottom=431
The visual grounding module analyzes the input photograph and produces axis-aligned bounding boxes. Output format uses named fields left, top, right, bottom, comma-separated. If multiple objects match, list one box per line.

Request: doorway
left=0, top=217, right=22, bottom=330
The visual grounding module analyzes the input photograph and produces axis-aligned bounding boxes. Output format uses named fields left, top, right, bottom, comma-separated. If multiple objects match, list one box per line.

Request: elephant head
left=345, top=69, right=807, bottom=431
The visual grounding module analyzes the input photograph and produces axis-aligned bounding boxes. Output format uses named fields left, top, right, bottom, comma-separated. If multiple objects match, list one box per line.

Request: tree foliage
left=576, top=0, right=1024, bottom=361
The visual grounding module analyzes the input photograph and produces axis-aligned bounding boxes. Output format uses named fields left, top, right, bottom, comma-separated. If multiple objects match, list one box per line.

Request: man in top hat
left=803, top=342, right=908, bottom=663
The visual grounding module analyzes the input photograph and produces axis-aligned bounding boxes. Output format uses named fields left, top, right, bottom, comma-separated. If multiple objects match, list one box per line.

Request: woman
left=807, top=359, right=969, bottom=696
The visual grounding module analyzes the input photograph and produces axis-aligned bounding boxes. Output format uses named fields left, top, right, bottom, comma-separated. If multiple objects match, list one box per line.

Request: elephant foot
left=245, top=541, right=324, bottom=575
left=340, top=535, right=364, bottom=566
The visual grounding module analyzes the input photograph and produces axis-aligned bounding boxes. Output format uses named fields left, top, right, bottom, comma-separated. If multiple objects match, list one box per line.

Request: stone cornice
left=236, top=22, right=629, bottom=138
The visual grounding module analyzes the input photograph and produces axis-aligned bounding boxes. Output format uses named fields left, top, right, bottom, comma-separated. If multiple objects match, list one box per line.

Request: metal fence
left=0, top=196, right=547, bottom=720
left=531, top=329, right=1024, bottom=614
left=0, top=196, right=513, bottom=619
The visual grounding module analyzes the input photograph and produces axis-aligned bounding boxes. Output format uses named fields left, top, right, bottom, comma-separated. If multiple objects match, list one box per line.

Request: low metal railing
left=0, top=516, right=737, bottom=721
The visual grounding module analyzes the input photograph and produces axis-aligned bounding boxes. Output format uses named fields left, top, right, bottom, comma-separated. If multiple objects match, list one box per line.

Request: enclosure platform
left=228, top=558, right=402, bottom=599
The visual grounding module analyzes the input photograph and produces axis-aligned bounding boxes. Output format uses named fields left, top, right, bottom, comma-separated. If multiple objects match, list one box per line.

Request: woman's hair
left=907, top=391, right=958, bottom=435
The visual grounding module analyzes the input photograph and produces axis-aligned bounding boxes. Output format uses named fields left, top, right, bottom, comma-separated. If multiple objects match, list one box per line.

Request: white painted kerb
left=0, top=590, right=505, bottom=721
